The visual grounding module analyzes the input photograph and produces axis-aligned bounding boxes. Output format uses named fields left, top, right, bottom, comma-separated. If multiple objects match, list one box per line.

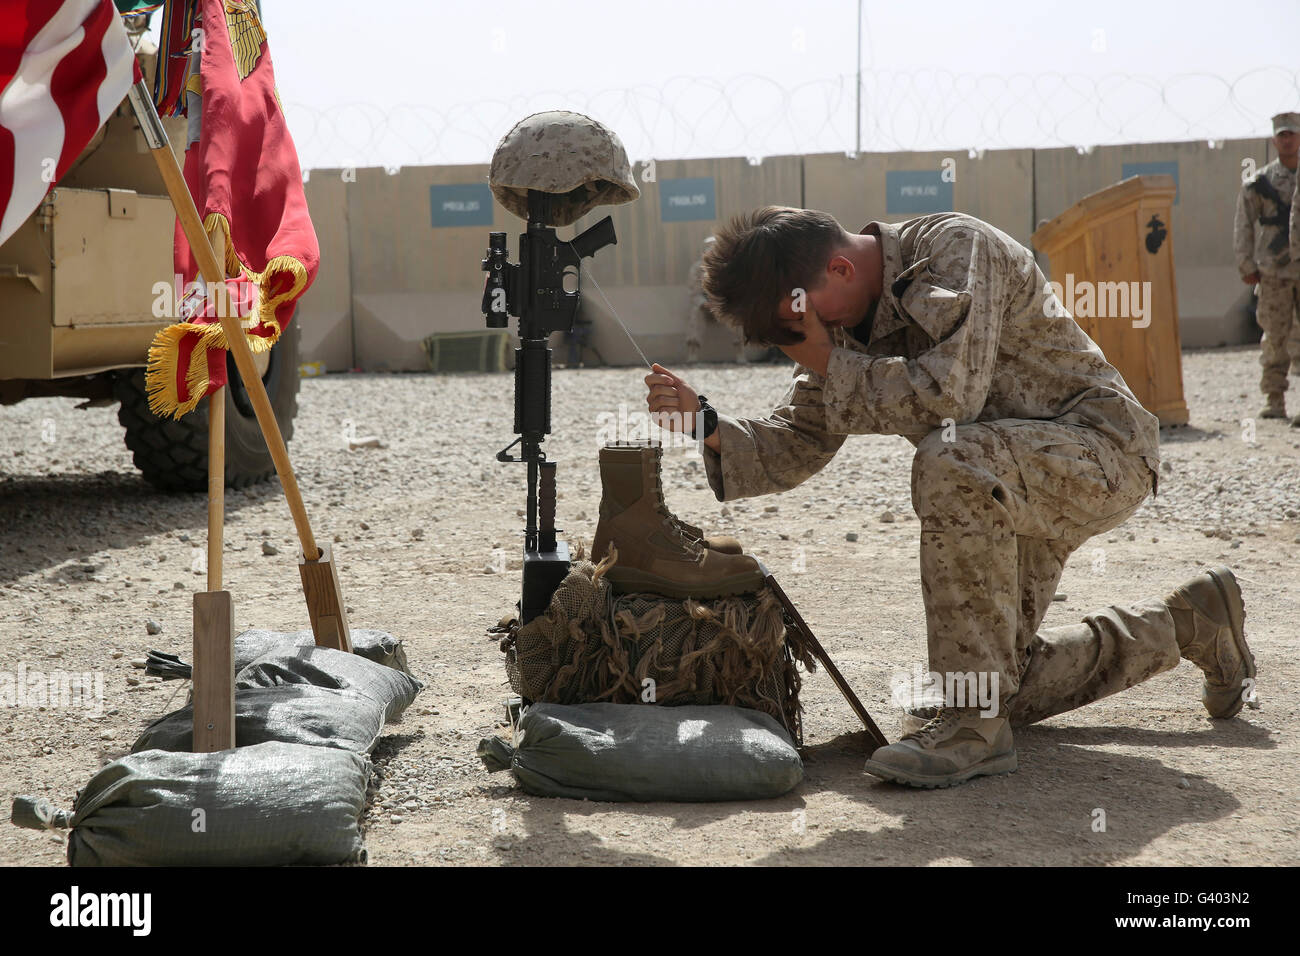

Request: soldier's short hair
left=701, top=206, right=849, bottom=346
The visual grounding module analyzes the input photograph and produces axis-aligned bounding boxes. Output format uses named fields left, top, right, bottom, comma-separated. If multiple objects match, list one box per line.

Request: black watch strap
left=693, top=395, right=718, bottom=440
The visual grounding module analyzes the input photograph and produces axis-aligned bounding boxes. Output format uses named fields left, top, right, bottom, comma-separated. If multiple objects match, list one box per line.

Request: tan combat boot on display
left=603, top=441, right=743, bottom=554
left=675, top=517, right=744, bottom=555
left=591, top=443, right=764, bottom=599
left=863, top=708, right=1017, bottom=789
left=1260, top=393, right=1287, bottom=419
left=1165, top=566, right=1257, bottom=719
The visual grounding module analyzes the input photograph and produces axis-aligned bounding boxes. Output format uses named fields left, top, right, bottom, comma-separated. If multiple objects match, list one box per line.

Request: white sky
left=158, top=0, right=1300, bottom=170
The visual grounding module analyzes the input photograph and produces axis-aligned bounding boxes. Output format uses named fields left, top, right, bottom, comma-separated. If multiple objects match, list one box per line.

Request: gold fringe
left=242, top=253, right=309, bottom=341
left=202, top=213, right=240, bottom=278
left=145, top=322, right=218, bottom=420
left=144, top=217, right=311, bottom=419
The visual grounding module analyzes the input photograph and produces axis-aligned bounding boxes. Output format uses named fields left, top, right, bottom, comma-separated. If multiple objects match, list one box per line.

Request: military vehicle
left=0, top=23, right=299, bottom=492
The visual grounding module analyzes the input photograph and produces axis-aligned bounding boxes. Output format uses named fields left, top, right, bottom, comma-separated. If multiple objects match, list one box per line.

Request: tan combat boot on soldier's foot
left=1260, top=393, right=1287, bottom=419
left=898, top=705, right=941, bottom=737
left=863, top=708, right=1017, bottom=789
left=591, top=443, right=764, bottom=598
left=601, top=441, right=743, bottom=554
left=1165, top=566, right=1258, bottom=718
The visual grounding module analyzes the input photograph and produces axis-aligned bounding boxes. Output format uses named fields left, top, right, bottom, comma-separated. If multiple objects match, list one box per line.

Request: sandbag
left=236, top=645, right=422, bottom=722
left=231, top=628, right=410, bottom=674
left=131, top=685, right=388, bottom=755
left=500, top=559, right=812, bottom=741
left=478, top=702, right=803, bottom=802
left=13, top=742, right=371, bottom=866
left=145, top=628, right=410, bottom=681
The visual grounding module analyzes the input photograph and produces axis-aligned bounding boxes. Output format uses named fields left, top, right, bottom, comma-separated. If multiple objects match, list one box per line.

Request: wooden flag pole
left=127, top=80, right=352, bottom=653
left=192, top=226, right=235, bottom=753
left=207, top=308, right=224, bottom=593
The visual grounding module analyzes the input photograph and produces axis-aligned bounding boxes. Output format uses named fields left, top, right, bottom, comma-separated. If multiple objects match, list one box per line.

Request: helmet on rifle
left=489, top=110, right=640, bottom=226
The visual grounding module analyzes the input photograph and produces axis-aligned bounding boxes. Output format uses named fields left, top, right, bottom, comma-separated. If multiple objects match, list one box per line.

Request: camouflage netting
left=497, top=550, right=815, bottom=743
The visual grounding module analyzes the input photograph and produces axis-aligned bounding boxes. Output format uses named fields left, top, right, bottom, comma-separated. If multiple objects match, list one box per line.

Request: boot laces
left=902, top=708, right=960, bottom=744
left=649, top=467, right=704, bottom=553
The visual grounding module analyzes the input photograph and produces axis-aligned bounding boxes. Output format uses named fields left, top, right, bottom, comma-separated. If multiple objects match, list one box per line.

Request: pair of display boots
left=591, top=442, right=765, bottom=598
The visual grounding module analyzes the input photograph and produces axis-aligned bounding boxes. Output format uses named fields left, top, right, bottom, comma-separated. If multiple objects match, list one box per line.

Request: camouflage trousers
left=910, top=421, right=1173, bottom=726
left=1256, top=276, right=1300, bottom=395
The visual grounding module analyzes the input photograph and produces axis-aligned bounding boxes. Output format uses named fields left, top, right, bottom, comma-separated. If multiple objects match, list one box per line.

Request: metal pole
left=855, top=0, right=862, bottom=155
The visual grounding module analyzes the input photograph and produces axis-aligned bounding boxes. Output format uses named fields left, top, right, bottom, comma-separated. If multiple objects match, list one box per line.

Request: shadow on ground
left=475, top=715, right=1255, bottom=866
left=752, top=721, right=1249, bottom=865
left=0, top=471, right=271, bottom=583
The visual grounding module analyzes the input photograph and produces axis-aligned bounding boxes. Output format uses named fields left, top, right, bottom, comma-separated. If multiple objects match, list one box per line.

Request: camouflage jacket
left=1234, top=158, right=1298, bottom=280
left=702, top=213, right=1161, bottom=502
left=687, top=257, right=709, bottom=309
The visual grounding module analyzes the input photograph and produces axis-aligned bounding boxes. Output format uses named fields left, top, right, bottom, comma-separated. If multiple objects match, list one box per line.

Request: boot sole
left=1204, top=567, right=1257, bottom=719
left=605, top=567, right=765, bottom=600
left=863, top=751, right=1018, bottom=789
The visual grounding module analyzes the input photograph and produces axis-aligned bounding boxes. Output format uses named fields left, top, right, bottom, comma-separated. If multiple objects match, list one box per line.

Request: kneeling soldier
left=646, top=207, right=1257, bottom=788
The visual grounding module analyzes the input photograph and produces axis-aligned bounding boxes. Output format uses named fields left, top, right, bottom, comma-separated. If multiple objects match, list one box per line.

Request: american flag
left=0, top=0, right=141, bottom=246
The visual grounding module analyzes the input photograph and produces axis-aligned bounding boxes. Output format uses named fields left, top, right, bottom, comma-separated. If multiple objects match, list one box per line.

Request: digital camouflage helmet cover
left=489, top=110, right=640, bottom=226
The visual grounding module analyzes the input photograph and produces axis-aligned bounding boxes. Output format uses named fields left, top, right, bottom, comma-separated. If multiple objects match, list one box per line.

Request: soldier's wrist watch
left=692, top=395, right=718, bottom=440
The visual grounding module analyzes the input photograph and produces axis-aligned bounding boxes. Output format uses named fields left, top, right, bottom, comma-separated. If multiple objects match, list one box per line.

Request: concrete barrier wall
left=804, top=148, right=1035, bottom=246
left=569, top=155, right=802, bottom=367
left=343, top=163, right=507, bottom=370
left=298, top=168, right=353, bottom=369
left=299, top=138, right=1274, bottom=368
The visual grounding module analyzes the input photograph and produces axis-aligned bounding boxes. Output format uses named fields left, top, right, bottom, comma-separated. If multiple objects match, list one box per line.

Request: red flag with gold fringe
left=146, top=0, right=317, bottom=419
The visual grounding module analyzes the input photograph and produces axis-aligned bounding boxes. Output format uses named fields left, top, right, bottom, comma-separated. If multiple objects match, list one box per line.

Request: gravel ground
left=1, top=344, right=1296, bottom=866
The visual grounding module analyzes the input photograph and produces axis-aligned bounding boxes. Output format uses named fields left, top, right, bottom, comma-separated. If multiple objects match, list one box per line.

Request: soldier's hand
left=1243, top=272, right=1261, bottom=284
left=645, top=363, right=700, bottom=434
left=778, top=305, right=834, bottom=376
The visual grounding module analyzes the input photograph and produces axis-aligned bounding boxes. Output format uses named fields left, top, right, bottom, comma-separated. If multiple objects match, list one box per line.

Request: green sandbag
left=13, top=742, right=371, bottom=866
left=477, top=702, right=803, bottom=802
left=131, top=685, right=388, bottom=755
left=230, top=628, right=410, bottom=674
left=145, top=628, right=411, bottom=681
left=236, top=645, right=422, bottom=722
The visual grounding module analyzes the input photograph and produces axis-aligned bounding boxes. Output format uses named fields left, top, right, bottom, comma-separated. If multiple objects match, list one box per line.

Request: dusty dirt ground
left=1, top=344, right=1296, bottom=866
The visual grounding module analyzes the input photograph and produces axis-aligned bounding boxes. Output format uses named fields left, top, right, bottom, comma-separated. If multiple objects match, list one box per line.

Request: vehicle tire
left=114, top=319, right=301, bottom=492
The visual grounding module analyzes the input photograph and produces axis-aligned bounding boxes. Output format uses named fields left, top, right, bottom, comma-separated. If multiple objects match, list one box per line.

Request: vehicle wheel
left=114, top=320, right=301, bottom=492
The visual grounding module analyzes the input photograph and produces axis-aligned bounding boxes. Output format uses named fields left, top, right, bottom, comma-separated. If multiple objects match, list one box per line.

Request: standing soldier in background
left=685, top=236, right=747, bottom=364
left=1234, top=111, right=1300, bottom=424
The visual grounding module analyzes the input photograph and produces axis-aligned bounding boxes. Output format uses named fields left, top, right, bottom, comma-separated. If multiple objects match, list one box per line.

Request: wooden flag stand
left=126, top=82, right=351, bottom=752
left=192, top=228, right=236, bottom=753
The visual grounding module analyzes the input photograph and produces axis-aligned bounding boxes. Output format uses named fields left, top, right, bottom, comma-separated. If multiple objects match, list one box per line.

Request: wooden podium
left=1032, top=174, right=1189, bottom=426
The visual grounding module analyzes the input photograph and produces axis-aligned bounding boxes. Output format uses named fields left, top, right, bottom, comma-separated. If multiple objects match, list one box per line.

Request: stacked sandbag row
left=11, top=630, right=420, bottom=866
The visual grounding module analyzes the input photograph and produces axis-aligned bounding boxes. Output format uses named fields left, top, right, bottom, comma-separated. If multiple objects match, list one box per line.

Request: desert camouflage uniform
left=1291, top=180, right=1300, bottom=265
left=702, top=212, right=1175, bottom=723
left=685, top=246, right=745, bottom=363
left=1234, top=158, right=1300, bottom=393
